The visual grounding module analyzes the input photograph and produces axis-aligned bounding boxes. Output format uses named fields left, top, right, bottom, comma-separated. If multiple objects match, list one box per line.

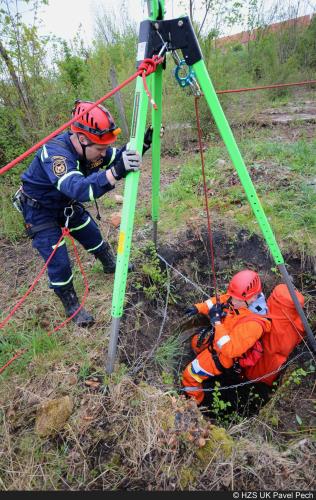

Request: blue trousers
left=22, top=203, right=105, bottom=289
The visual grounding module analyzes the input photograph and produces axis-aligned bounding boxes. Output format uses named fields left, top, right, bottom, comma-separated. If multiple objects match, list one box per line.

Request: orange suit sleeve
left=195, top=294, right=230, bottom=316
left=214, top=321, right=263, bottom=359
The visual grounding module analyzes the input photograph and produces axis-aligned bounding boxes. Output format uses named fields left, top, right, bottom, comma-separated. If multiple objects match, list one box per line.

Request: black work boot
left=54, top=284, right=95, bottom=328
left=94, top=242, right=135, bottom=273
left=94, top=242, right=116, bottom=273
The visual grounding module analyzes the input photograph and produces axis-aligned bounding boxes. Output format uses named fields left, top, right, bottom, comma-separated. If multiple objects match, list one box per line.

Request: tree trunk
left=109, top=65, right=129, bottom=138
left=0, top=39, right=31, bottom=115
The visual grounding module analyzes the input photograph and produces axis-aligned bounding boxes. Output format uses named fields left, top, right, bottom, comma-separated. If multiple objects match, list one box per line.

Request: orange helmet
left=71, top=100, right=121, bottom=145
left=227, top=270, right=262, bottom=301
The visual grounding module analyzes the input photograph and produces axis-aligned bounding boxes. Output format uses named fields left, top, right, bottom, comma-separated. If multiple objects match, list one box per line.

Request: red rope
left=0, top=228, right=89, bottom=375
left=216, top=79, right=316, bottom=95
left=138, top=56, right=164, bottom=109
left=0, top=232, right=65, bottom=329
left=0, top=55, right=165, bottom=373
left=194, top=96, right=219, bottom=302
left=0, top=56, right=164, bottom=176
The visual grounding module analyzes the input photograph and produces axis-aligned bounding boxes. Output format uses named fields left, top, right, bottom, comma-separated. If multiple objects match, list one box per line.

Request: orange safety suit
left=182, top=294, right=272, bottom=404
left=243, top=284, right=305, bottom=385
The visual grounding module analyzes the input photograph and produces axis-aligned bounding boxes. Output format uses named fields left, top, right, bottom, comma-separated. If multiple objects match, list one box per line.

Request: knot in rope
left=62, top=227, right=70, bottom=237
left=138, top=55, right=163, bottom=76
left=138, top=56, right=164, bottom=110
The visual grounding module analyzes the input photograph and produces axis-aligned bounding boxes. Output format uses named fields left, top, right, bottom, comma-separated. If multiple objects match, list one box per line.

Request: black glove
left=196, top=325, right=212, bottom=348
left=111, top=150, right=141, bottom=180
left=209, top=302, right=226, bottom=325
left=142, top=126, right=153, bottom=154
left=185, top=305, right=198, bottom=318
left=142, top=125, right=165, bottom=154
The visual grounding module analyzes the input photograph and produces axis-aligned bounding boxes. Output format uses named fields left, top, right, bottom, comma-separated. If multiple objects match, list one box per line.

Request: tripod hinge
left=136, top=16, right=203, bottom=69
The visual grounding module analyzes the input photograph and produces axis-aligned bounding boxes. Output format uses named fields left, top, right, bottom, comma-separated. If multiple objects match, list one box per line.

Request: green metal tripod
left=106, top=0, right=315, bottom=373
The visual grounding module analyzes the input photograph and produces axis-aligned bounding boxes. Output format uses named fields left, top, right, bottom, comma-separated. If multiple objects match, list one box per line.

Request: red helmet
left=227, top=270, right=262, bottom=301
left=71, top=100, right=121, bottom=145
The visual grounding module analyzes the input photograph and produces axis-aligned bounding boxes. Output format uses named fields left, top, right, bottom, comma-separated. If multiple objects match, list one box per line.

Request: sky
left=34, top=0, right=315, bottom=46
left=36, top=0, right=186, bottom=45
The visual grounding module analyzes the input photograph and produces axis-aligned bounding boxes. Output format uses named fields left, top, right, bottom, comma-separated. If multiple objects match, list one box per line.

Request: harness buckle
left=12, top=186, right=23, bottom=213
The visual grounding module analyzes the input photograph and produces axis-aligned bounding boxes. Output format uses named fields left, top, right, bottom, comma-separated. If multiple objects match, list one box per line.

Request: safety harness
left=200, top=309, right=271, bottom=374
left=12, top=135, right=105, bottom=236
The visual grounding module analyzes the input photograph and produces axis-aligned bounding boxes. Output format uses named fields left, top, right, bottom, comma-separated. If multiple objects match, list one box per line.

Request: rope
left=157, top=253, right=209, bottom=298
left=216, top=79, right=316, bottom=95
left=0, top=228, right=89, bottom=375
left=0, top=232, right=65, bottom=329
left=138, top=56, right=164, bottom=109
left=180, top=351, right=311, bottom=393
left=0, top=56, right=164, bottom=176
left=194, top=96, right=219, bottom=301
left=156, top=253, right=315, bottom=391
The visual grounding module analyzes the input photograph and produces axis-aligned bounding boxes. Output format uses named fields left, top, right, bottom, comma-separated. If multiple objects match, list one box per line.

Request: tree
left=179, top=0, right=244, bottom=37
left=93, top=1, right=137, bottom=137
left=0, top=1, right=51, bottom=123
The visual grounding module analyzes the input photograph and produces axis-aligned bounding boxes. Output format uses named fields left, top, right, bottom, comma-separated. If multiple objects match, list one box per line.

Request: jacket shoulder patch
left=52, top=156, right=68, bottom=177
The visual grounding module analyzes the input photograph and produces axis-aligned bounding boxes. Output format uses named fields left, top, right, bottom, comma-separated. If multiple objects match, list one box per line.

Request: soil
left=119, top=225, right=315, bottom=424
left=1, top=88, right=315, bottom=454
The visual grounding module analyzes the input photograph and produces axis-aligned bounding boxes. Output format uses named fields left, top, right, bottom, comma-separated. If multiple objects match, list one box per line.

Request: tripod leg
left=193, top=59, right=283, bottom=265
left=151, top=64, right=163, bottom=248
left=193, top=59, right=316, bottom=352
left=106, top=77, right=149, bottom=374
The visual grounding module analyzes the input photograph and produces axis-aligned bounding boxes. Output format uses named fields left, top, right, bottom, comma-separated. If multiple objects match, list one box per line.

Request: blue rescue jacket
left=21, top=132, right=125, bottom=209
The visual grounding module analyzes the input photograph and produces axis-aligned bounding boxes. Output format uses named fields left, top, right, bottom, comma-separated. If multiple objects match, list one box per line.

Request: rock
left=35, top=396, right=73, bottom=438
left=197, top=437, right=206, bottom=448
left=114, top=194, right=124, bottom=204
left=109, top=212, right=121, bottom=228
left=195, top=425, right=234, bottom=463
left=215, top=159, right=226, bottom=167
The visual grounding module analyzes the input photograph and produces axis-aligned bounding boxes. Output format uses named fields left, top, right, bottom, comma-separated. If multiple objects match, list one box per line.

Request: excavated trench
left=119, top=226, right=316, bottom=419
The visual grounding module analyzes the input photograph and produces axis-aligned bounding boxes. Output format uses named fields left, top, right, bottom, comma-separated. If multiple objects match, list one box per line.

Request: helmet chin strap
left=76, top=134, right=101, bottom=221
left=77, top=133, right=93, bottom=161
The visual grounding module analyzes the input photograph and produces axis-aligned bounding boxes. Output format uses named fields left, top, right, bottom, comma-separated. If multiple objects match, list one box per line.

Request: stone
left=114, top=194, right=124, bottom=204
left=35, top=396, right=73, bottom=438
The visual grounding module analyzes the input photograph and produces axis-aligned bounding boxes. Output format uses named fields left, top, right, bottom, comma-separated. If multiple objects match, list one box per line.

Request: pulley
left=174, top=59, right=197, bottom=88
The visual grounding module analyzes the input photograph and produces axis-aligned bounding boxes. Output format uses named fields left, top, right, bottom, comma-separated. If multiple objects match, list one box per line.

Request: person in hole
left=182, top=269, right=271, bottom=405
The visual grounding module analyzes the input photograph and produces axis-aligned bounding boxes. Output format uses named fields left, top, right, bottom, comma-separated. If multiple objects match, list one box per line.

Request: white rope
left=180, top=351, right=313, bottom=393
left=157, top=253, right=209, bottom=298
left=156, top=253, right=315, bottom=392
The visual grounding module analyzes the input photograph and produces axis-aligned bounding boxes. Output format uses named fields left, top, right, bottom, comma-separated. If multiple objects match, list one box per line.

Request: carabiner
left=64, top=206, right=74, bottom=228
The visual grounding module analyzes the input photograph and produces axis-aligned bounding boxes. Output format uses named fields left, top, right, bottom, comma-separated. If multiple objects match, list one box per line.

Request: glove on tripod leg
left=54, top=283, right=95, bottom=328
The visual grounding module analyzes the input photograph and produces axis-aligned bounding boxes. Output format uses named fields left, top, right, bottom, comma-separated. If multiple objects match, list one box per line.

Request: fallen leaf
left=68, top=375, right=78, bottom=386
left=197, top=437, right=206, bottom=448
left=85, top=379, right=101, bottom=389
left=109, top=212, right=121, bottom=228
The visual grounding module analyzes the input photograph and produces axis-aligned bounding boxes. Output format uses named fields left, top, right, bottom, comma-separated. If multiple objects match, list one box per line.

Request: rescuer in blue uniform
left=16, top=100, right=152, bottom=328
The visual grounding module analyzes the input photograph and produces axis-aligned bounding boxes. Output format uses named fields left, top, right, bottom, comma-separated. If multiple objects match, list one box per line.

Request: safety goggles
left=72, top=99, right=121, bottom=137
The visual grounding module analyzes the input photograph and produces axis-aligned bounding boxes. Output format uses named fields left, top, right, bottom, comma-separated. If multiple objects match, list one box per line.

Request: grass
left=0, top=111, right=315, bottom=490
left=154, top=334, right=182, bottom=372
left=0, top=188, right=25, bottom=241
left=0, top=247, right=115, bottom=382
left=158, top=138, right=316, bottom=256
